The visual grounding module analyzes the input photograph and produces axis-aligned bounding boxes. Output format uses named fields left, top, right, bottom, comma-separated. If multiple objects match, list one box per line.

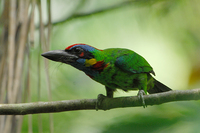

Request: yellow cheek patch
left=85, top=58, right=97, bottom=67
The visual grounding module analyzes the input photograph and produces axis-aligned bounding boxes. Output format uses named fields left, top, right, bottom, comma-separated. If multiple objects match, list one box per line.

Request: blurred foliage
left=103, top=102, right=200, bottom=133
left=20, top=0, right=200, bottom=133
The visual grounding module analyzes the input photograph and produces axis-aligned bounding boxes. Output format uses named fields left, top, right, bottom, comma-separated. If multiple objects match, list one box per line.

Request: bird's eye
left=72, top=47, right=83, bottom=54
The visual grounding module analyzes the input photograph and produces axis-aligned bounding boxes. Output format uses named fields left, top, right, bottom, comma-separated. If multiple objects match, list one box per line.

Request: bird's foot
left=96, top=94, right=107, bottom=111
left=137, top=90, right=147, bottom=108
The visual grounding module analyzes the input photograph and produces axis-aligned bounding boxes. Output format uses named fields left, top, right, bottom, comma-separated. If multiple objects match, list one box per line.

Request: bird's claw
left=96, top=94, right=107, bottom=111
left=137, top=90, right=147, bottom=108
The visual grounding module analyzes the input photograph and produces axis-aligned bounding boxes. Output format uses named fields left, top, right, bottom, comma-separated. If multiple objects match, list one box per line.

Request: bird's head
left=41, top=43, right=104, bottom=73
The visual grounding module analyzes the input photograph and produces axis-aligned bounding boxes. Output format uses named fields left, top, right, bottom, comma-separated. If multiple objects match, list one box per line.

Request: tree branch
left=0, top=89, right=200, bottom=115
left=42, top=1, right=135, bottom=27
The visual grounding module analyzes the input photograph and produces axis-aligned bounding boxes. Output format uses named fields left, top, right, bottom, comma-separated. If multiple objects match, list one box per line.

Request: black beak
left=41, top=50, right=78, bottom=63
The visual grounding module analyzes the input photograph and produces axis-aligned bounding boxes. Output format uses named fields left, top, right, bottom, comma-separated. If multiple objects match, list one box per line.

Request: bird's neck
left=71, top=59, right=108, bottom=79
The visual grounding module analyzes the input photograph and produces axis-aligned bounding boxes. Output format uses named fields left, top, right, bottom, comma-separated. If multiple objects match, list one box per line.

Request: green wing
left=115, top=52, right=155, bottom=75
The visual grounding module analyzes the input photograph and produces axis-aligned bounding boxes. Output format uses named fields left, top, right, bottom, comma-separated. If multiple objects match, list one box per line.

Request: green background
left=23, top=0, right=200, bottom=132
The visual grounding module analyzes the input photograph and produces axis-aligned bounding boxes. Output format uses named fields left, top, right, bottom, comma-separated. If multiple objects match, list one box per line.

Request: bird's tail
left=147, top=78, right=172, bottom=94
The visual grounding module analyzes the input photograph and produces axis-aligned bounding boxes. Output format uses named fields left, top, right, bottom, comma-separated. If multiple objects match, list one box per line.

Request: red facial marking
left=65, top=43, right=86, bottom=50
left=79, top=52, right=84, bottom=57
left=65, top=43, right=103, bottom=51
left=92, top=61, right=108, bottom=71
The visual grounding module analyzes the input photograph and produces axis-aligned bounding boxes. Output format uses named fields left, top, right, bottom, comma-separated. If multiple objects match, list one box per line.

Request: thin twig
left=13, top=0, right=30, bottom=103
left=7, top=0, right=16, bottom=104
left=46, top=0, right=54, bottom=132
left=0, top=89, right=199, bottom=115
left=37, top=0, right=44, bottom=132
left=29, top=0, right=36, bottom=47
left=3, top=0, right=17, bottom=132
left=47, top=1, right=135, bottom=27
left=0, top=54, right=7, bottom=103
left=0, top=0, right=9, bottom=132
left=26, top=1, right=36, bottom=133
left=15, top=1, right=31, bottom=133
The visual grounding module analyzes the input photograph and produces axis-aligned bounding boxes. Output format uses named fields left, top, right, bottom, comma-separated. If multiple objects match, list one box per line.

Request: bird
left=41, top=43, right=172, bottom=109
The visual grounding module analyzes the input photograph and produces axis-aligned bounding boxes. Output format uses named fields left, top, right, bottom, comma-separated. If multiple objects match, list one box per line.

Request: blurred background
left=0, top=0, right=200, bottom=133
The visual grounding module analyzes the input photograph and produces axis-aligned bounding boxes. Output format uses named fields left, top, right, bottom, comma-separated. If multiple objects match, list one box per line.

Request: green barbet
left=42, top=44, right=172, bottom=108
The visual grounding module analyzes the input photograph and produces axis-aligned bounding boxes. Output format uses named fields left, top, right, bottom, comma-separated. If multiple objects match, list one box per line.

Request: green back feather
left=92, top=48, right=155, bottom=75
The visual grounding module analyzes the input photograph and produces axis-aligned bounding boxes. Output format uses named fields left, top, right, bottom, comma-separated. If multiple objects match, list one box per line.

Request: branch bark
left=0, top=89, right=200, bottom=115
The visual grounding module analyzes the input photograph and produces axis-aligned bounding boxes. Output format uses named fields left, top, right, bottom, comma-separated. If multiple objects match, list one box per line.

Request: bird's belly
left=93, top=67, right=141, bottom=91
